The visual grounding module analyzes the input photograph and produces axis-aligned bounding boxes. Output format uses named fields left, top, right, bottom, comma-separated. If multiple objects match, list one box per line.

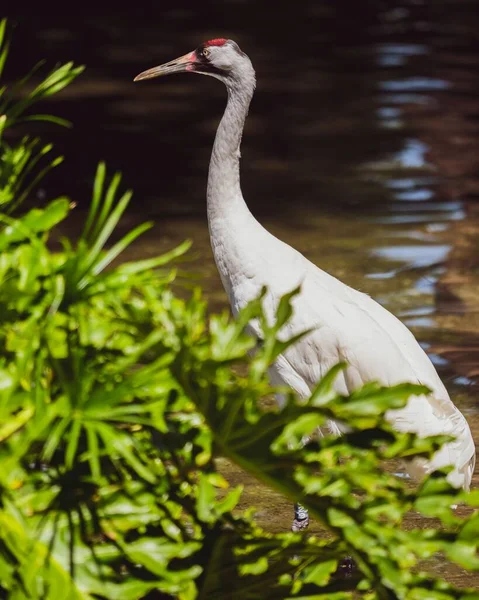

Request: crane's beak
left=134, top=52, right=195, bottom=82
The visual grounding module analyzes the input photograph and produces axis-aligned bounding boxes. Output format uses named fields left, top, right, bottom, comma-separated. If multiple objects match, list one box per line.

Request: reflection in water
left=394, top=187, right=434, bottom=200
left=372, top=244, right=450, bottom=265
left=376, top=44, right=427, bottom=67
left=395, top=138, right=429, bottom=167
left=6, top=1, right=479, bottom=586
left=380, top=77, right=450, bottom=92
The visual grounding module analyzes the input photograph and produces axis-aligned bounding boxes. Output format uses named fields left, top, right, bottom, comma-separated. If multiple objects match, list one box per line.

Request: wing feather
left=242, top=249, right=475, bottom=489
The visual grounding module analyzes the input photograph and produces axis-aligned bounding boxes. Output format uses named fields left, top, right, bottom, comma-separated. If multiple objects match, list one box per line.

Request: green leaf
left=0, top=19, right=9, bottom=80
left=43, top=417, right=71, bottom=461
left=303, top=559, right=338, bottom=586
left=309, top=363, right=346, bottom=407
left=459, top=513, right=479, bottom=542
left=96, top=423, right=156, bottom=483
left=0, top=198, right=70, bottom=250
left=117, top=238, right=192, bottom=275
left=216, top=485, right=243, bottom=515
left=85, top=424, right=101, bottom=480
left=76, top=190, right=133, bottom=287
left=83, top=161, right=106, bottom=240
left=197, top=474, right=217, bottom=523
left=17, top=114, right=72, bottom=128
left=91, top=170, right=122, bottom=241
left=0, top=507, right=88, bottom=600
left=274, top=285, right=301, bottom=331
left=90, top=221, right=153, bottom=276
left=446, top=542, right=479, bottom=570
left=65, top=418, right=82, bottom=469
left=240, top=555, right=269, bottom=575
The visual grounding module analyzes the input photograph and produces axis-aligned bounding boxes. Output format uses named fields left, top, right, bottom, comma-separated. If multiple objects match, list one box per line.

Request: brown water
left=6, top=1, right=479, bottom=589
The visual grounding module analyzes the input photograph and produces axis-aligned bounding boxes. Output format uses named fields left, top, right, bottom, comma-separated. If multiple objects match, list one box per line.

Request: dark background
left=4, top=1, right=478, bottom=225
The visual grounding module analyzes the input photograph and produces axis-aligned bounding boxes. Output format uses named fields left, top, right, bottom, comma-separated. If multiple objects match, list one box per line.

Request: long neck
left=207, top=74, right=255, bottom=228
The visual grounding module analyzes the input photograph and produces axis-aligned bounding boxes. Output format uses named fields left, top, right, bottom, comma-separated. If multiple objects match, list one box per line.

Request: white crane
left=135, top=38, right=475, bottom=531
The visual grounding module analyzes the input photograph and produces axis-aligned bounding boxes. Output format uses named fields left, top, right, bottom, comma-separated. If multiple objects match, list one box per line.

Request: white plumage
left=135, top=38, right=475, bottom=495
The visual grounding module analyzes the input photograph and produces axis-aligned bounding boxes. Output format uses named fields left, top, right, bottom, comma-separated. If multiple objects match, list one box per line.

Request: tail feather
left=389, top=394, right=476, bottom=490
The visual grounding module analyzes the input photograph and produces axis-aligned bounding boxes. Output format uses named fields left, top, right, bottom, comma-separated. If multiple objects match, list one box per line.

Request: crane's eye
left=202, top=47, right=210, bottom=58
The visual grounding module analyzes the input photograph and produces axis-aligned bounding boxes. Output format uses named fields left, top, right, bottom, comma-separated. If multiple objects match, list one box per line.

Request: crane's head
left=134, top=38, right=253, bottom=85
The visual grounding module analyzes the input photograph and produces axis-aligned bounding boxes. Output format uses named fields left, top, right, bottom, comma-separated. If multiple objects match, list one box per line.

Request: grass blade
left=9, top=155, right=64, bottom=213
left=77, top=190, right=132, bottom=286
left=0, top=30, right=9, bottom=80
left=82, top=162, right=106, bottom=242
left=85, top=425, right=101, bottom=480
left=65, top=419, right=82, bottom=469
left=0, top=18, right=6, bottom=50
left=118, top=239, right=193, bottom=275
left=91, top=222, right=153, bottom=277
left=90, top=171, right=122, bottom=241
left=43, top=417, right=71, bottom=462
left=18, top=114, right=72, bottom=128
left=96, top=423, right=156, bottom=484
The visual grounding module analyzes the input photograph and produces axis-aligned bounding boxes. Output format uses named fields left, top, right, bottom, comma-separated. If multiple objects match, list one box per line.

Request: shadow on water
left=5, top=0, right=479, bottom=588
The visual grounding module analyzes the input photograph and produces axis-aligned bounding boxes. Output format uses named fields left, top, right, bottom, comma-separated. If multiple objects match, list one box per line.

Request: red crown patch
left=205, top=38, right=227, bottom=47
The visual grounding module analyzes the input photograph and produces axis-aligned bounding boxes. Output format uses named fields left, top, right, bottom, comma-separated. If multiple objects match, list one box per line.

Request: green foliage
left=0, top=18, right=82, bottom=213
left=0, top=18, right=478, bottom=600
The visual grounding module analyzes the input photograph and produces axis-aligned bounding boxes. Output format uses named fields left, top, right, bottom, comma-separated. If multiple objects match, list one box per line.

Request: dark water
left=5, top=1, right=479, bottom=588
